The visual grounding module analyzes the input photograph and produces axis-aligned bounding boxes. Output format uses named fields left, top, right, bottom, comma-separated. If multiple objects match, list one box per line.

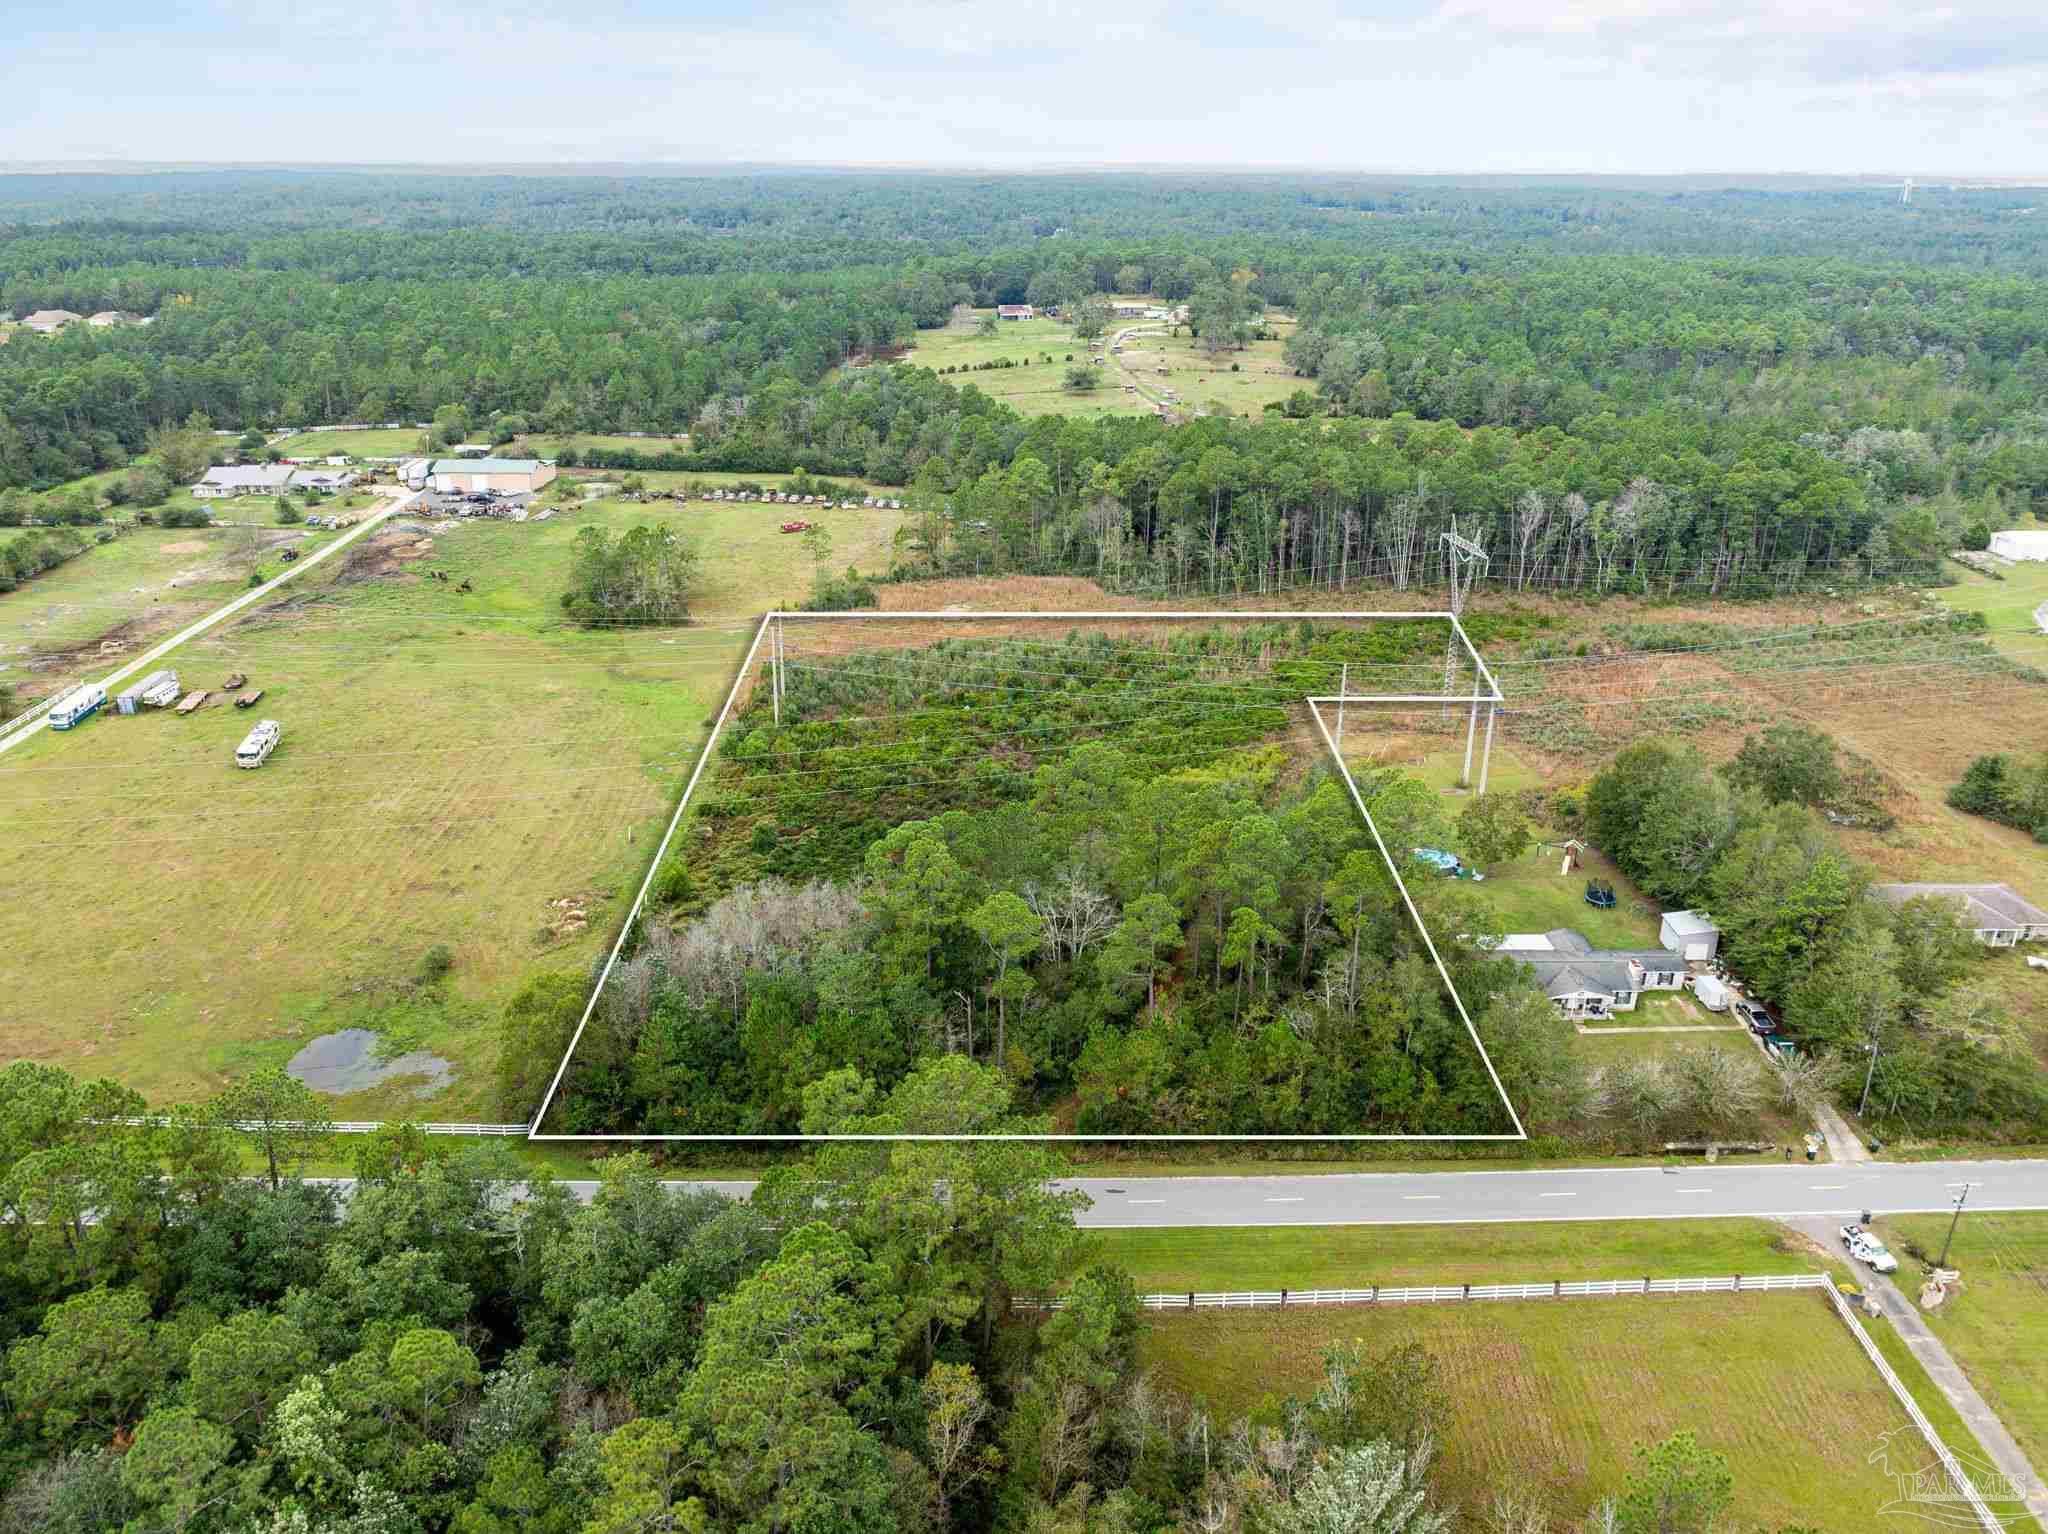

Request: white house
left=1989, top=530, right=2048, bottom=562
left=1870, top=883, right=2048, bottom=946
left=1658, top=910, right=1720, bottom=962
left=194, top=465, right=294, bottom=498
left=1495, top=929, right=1689, bottom=1019
left=22, top=309, right=82, bottom=333
left=289, top=468, right=358, bottom=493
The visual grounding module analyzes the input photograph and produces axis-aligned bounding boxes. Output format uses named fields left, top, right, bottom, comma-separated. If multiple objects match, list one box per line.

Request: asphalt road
left=483, top=1157, right=2048, bottom=1227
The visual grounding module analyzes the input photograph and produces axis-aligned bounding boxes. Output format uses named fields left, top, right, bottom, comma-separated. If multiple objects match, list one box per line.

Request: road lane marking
left=1539, top=1192, right=1577, bottom=1198
left=1126, top=1199, right=1165, bottom=1204
left=1812, top=1184, right=1847, bottom=1190
left=1403, top=1195, right=1442, bottom=1201
left=1676, top=1187, right=1713, bottom=1193
left=1265, top=1197, right=1304, bottom=1203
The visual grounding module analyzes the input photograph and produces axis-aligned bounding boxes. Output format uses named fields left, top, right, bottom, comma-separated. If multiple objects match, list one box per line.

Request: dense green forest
left=4, top=173, right=2046, bottom=598
left=0, top=1057, right=1786, bottom=1534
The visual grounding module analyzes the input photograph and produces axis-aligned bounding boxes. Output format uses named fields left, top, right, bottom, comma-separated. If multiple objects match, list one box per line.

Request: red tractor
left=780, top=520, right=811, bottom=533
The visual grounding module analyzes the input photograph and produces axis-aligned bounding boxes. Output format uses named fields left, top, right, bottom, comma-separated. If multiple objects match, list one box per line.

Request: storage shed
left=428, top=458, right=556, bottom=495
left=1658, top=909, right=1720, bottom=962
left=1989, top=530, right=2048, bottom=562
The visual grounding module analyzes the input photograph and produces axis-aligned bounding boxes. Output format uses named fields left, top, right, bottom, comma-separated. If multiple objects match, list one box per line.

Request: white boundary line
left=529, top=608, right=1518, bottom=1142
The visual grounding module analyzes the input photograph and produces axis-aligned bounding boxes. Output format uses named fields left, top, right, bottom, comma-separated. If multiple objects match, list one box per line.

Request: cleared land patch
left=1140, top=1292, right=1962, bottom=1531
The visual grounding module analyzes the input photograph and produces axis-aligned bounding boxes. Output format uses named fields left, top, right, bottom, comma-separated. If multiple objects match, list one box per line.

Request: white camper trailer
left=234, top=719, right=282, bottom=769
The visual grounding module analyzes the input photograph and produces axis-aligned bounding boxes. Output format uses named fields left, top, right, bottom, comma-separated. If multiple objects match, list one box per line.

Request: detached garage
left=1659, top=910, right=1720, bottom=962
left=1989, top=530, right=2048, bottom=562
left=428, top=458, right=556, bottom=495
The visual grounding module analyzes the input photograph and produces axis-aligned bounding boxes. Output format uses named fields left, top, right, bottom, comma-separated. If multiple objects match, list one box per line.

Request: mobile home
left=47, top=683, right=107, bottom=729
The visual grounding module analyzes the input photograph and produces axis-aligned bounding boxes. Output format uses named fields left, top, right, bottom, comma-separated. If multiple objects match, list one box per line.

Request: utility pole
left=1937, top=1182, right=1975, bottom=1268
left=1336, top=662, right=1348, bottom=752
left=1857, top=1035, right=1881, bottom=1118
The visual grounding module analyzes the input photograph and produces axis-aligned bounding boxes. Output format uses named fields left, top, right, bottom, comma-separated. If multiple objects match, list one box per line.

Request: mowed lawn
left=1936, top=557, right=2048, bottom=665
left=1084, top=1217, right=1814, bottom=1292
left=0, top=495, right=904, bottom=1117
left=1876, top=1211, right=2048, bottom=1475
left=1112, top=318, right=1304, bottom=420
left=1139, top=1293, right=1960, bottom=1532
left=891, top=314, right=1151, bottom=420
left=273, top=427, right=426, bottom=457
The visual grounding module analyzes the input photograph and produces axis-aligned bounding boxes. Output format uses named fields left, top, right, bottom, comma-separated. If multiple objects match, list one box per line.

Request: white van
left=235, top=719, right=282, bottom=769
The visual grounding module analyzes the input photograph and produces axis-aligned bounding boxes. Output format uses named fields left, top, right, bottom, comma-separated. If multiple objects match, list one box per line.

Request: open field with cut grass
left=1112, top=317, right=1304, bottom=419
left=1139, top=1290, right=1958, bottom=1532
left=1937, top=557, right=2048, bottom=664
left=273, top=427, right=425, bottom=457
left=891, top=312, right=1149, bottom=419
left=1, top=523, right=314, bottom=695
left=1876, top=1210, right=2048, bottom=1475
left=522, top=433, right=691, bottom=460
left=1086, top=1216, right=1812, bottom=1291
left=0, top=493, right=905, bottom=1117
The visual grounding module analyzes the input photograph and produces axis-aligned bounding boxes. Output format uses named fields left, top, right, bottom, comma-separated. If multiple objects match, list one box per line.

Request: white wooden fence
left=101, top=1115, right=529, bottom=1137
left=1823, top=1283, right=2006, bottom=1534
left=1016, top=1271, right=1827, bottom=1312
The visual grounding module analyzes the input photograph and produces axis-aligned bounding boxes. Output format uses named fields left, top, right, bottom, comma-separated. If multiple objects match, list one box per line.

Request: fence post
left=1187, top=1291, right=1195, bottom=1311
left=1462, top=1282, right=1470, bottom=1299
left=1280, top=1288, right=1288, bottom=1308
left=1553, top=1279, right=1560, bottom=1297
left=1734, top=1273, right=1742, bottom=1291
left=1371, top=1284, right=1378, bottom=1304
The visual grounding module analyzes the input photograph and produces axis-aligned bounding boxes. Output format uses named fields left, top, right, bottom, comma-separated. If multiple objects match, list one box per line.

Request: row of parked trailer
left=43, top=674, right=283, bottom=768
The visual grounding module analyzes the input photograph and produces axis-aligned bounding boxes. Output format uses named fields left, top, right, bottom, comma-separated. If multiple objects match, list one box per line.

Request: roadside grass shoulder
left=1876, top=1211, right=2048, bottom=1477
left=1138, top=1290, right=1937, bottom=1531
left=1083, top=1216, right=1811, bottom=1292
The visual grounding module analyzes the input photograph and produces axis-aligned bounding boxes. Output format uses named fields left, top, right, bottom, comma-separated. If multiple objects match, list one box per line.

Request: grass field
left=523, top=433, right=691, bottom=460
left=1084, top=1217, right=1813, bottom=1291
left=889, top=313, right=1149, bottom=419
left=1138, top=1291, right=1955, bottom=1531
left=0, top=493, right=905, bottom=1116
left=1876, top=1211, right=2048, bottom=1475
left=1, top=524, right=312, bottom=692
left=274, top=427, right=425, bottom=457
left=1111, top=318, right=1304, bottom=420
left=1937, top=558, right=2048, bottom=664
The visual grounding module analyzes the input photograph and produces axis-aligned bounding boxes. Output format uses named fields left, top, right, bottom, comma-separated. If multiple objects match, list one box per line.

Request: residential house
left=1495, top=929, right=1689, bottom=1019
left=193, top=464, right=295, bottom=498
left=1870, top=883, right=2048, bottom=946
left=995, top=304, right=1035, bottom=321
left=86, top=310, right=139, bottom=327
left=23, top=309, right=82, bottom=333
left=289, top=468, right=358, bottom=493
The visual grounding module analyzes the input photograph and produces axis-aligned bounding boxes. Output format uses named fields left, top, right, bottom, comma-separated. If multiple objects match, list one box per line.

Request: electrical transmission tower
left=1441, top=518, right=1489, bottom=706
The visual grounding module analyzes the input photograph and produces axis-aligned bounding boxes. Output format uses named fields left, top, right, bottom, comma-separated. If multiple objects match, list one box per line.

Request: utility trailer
left=234, top=719, right=282, bottom=769
left=175, top=689, right=209, bottom=716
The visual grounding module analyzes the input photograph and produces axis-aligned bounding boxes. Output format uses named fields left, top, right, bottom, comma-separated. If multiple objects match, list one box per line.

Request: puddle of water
left=286, top=1028, right=453, bottom=1097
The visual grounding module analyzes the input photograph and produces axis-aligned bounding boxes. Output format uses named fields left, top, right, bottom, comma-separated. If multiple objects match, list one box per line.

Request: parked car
left=1840, top=1224, right=1899, bottom=1273
left=1736, top=999, right=1775, bottom=1034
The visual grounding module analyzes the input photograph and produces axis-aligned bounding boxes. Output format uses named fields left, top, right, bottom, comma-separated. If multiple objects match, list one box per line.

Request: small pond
left=286, top=1028, right=453, bottom=1097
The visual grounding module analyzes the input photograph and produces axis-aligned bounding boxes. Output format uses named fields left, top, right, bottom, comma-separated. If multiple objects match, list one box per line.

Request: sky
left=4, top=0, right=2044, bottom=175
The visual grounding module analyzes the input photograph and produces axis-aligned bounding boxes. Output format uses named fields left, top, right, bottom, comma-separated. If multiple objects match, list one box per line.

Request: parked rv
left=47, top=683, right=106, bottom=729
left=235, top=719, right=282, bottom=769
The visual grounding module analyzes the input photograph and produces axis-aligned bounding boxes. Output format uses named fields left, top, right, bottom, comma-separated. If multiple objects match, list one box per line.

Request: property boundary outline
left=529, top=609, right=1521, bottom=1143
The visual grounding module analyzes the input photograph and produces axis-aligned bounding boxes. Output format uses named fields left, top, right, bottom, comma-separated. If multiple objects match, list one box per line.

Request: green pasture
left=0, top=494, right=905, bottom=1116
left=1140, top=1290, right=1958, bottom=1532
